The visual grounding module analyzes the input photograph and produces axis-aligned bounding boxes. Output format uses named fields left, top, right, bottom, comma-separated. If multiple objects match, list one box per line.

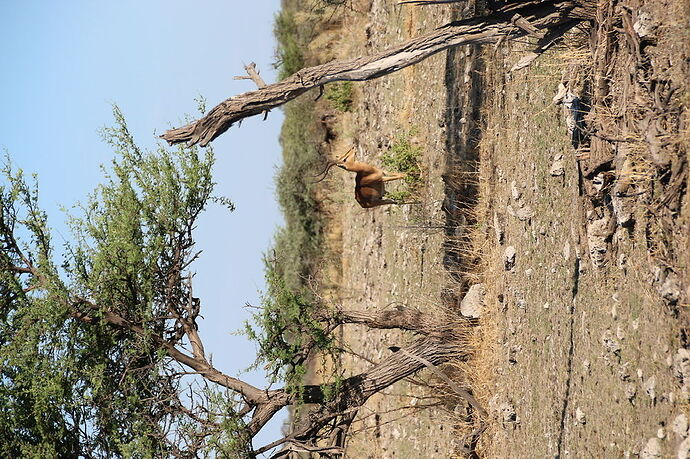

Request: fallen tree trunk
left=162, top=0, right=594, bottom=147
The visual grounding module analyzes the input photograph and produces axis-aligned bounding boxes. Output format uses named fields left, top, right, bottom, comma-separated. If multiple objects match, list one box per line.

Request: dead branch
left=233, top=62, right=267, bottom=89
left=161, top=1, right=595, bottom=147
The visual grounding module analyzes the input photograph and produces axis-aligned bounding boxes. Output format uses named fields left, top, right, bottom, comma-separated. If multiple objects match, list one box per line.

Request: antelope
left=314, top=147, right=407, bottom=208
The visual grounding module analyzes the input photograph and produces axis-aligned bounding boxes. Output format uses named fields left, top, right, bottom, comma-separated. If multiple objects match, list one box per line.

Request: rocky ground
left=475, top=2, right=690, bottom=457
left=305, top=0, right=689, bottom=457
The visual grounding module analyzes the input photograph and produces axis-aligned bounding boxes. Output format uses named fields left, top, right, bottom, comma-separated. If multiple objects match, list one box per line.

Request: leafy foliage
left=381, top=129, right=423, bottom=201
left=0, top=106, right=241, bottom=457
left=273, top=9, right=307, bottom=80
left=242, top=94, right=345, bottom=399
left=245, top=259, right=337, bottom=398
left=273, top=97, right=325, bottom=292
left=325, top=82, right=354, bottom=112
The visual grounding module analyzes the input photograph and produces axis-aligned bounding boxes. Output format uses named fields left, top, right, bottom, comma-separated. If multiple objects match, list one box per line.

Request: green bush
left=245, top=258, right=334, bottom=395
left=325, top=82, right=354, bottom=112
left=381, top=129, right=423, bottom=201
left=273, top=9, right=305, bottom=80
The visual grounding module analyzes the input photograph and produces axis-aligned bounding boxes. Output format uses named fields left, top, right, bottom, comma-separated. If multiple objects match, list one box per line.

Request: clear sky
left=1, top=0, right=286, bottom=452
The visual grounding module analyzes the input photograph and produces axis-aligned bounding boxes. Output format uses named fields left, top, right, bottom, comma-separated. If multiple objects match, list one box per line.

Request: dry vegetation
left=271, top=0, right=689, bottom=457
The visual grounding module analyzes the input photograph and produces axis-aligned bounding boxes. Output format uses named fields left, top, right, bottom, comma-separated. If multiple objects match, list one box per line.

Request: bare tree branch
left=234, top=62, right=268, bottom=89
left=161, top=1, right=595, bottom=147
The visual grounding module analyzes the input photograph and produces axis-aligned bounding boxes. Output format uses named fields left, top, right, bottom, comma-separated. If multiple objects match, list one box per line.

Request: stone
left=504, top=246, right=516, bottom=271
left=511, top=180, right=521, bottom=201
left=494, top=212, right=505, bottom=245
left=460, top=283, right=486, bottom=319
left=679, top=437, right=690, bottom=459
left=550, top=156, right=565, bottom=176
left=575, top=407, right=586, bottom=424
left=659, top=271, right=681, bottom=304
left=515, top=206, right=534, bottom=222
left=673, top=414, right=689, bottom=438
left=644, top=376, right=657, bottom=403
left=640, top=437, right=662, bottom=459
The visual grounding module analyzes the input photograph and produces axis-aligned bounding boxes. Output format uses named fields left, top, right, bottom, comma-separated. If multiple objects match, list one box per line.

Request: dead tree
left=161, top=0, right=595, bottom=147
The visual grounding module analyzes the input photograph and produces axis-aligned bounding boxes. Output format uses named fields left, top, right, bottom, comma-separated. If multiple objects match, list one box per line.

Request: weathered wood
left=161, top=1, right=595, bottom=147
left=233, top=62, right=267, bottom=89
left=511, top=13, right=546, bottom=38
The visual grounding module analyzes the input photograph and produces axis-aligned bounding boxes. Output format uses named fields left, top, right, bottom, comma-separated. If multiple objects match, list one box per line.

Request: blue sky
left=1, top=0, right=286, bottom=451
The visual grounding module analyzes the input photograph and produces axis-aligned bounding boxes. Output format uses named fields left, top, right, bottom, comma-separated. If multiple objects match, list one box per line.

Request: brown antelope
left=314, top=147, right=407, bottom=208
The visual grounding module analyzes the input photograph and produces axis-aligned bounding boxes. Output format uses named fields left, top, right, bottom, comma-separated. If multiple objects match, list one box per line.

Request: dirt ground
left=306, top=0, right=689, bottom=457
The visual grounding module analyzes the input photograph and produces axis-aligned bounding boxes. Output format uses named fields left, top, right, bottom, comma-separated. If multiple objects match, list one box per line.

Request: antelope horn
left=311, top=159, right=340, bottom=183
left=312, top=146, right=356, bottom=183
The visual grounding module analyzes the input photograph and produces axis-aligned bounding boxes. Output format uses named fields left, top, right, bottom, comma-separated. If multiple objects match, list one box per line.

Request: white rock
left=504, top=246, right=516, bottom=271
left=460, top=283, right=486, bottom=319
left=633, top=11, right=656, bottom=38
left=511, top=180, right=521, bottom=201
left=575, top=407, right=586, bottom=424
left=550, top=157, right=565, bottom=176
left=673, top=413, right=689, bottom=438
left=641, top=437, right=662, bottom=459
left=644, top=376, right=656, bottom=402
left=679, top=436, right=690, bottom=459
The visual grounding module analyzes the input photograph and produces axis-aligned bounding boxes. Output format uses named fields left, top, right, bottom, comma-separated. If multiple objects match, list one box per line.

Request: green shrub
left=381, top=129, right=423, bottom=201
left=245, top=258, right=334, bottom=395
left=325, top=82, right=354, bottom=112
left=273, top=9, right=305, bottom=80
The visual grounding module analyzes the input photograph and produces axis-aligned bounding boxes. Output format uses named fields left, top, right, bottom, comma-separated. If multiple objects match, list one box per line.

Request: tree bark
left=161, top=0, right=594, bottom=147
left=317, top=306, right=428, bottom=332
left=292, top=336, right=463, bottom=441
